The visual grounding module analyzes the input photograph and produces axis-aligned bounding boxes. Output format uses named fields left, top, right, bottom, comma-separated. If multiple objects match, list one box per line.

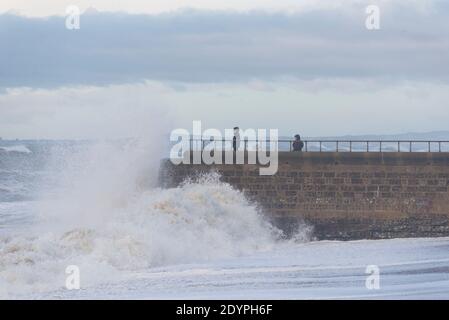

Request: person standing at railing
left=292, top=134, right=304, bottom=151
left=233, top=127, right=241, bottom=151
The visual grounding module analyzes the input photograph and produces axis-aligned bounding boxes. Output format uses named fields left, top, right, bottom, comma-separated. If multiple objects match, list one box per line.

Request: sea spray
left=0, top=140, right=287, bottom=298
left=0, top=176, right=282, bottom=297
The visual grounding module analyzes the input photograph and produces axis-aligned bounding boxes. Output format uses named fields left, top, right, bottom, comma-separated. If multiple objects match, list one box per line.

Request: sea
left=1, top=138, right=449, bottom=299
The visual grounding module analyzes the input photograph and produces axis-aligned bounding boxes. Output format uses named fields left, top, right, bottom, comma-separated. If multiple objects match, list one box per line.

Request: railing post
left=439, top=142, right=442, bottom=153
left=320, top=141, right=322, bottom=152
left=380, top=141, right=382, bottom=153
left=336, top=141, right=339, bottom=152
left=410, top=141, right=412, bottom=152
left=428, top=141, right=431, bottom=153
left=367, top=141, right=369, bottom=152
left=305, top=141, right=308, bottom=152
left=350, top=141, right=352, bottom=152
left=398, top=141, right=400, bottom=152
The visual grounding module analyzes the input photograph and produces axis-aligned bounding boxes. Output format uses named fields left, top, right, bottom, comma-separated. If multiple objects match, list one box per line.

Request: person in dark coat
left=292, top=134, right=304, bottom=151
left=233, top=127, right=240, bottom=151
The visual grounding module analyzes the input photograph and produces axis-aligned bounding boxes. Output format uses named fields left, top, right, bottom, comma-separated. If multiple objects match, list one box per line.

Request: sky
left=0, top=0, right=448, bottom=139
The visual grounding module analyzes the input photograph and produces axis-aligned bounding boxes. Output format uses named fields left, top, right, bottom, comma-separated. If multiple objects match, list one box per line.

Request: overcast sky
left=1, top=0, right=448, bottom=139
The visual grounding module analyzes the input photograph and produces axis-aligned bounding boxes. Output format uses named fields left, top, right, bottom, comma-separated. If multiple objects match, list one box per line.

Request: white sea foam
left=0, top=140, right=282, bottom=298
left=0, top=145, right=32, bottom=154
left=0, top=179, right=280, bottom=297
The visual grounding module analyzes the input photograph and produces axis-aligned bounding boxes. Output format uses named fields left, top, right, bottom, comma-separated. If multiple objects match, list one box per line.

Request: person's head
left=234, top=127, right=240, bottom=136
left=294, top=134, right=301, bottom=140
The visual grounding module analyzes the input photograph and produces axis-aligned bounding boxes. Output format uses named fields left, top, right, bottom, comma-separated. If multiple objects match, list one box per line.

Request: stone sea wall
left=160, top=152, right=449, bottom=240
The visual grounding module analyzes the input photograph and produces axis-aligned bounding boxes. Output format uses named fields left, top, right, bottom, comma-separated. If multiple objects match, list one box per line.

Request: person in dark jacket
left=233, top=127, right=240, bottom=151
left=292, top=134, right=304, bottom=151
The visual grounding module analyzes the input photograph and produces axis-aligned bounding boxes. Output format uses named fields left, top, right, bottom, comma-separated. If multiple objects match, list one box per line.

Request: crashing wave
left=0, top=175, right=282, bottom=297
left=0, top=145, right=32, bottom=154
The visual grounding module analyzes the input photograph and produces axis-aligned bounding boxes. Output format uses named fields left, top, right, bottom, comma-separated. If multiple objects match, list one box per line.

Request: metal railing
left=184, top=139, right=449, bottom=153
left=299, top=140, right=449, bottom=153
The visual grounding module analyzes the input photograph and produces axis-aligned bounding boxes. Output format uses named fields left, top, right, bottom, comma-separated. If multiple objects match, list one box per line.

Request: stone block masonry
left=160, top=152, right=449, bottom=240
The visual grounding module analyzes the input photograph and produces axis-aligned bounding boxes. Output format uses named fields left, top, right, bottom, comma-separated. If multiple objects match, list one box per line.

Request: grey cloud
left=1, top=2, right=449, bottom=89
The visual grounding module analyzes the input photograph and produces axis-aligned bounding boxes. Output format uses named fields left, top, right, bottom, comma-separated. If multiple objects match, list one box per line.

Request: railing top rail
left=188, top=138, right=449, bottom=143
left=182, top=138, right=449, bottom=153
